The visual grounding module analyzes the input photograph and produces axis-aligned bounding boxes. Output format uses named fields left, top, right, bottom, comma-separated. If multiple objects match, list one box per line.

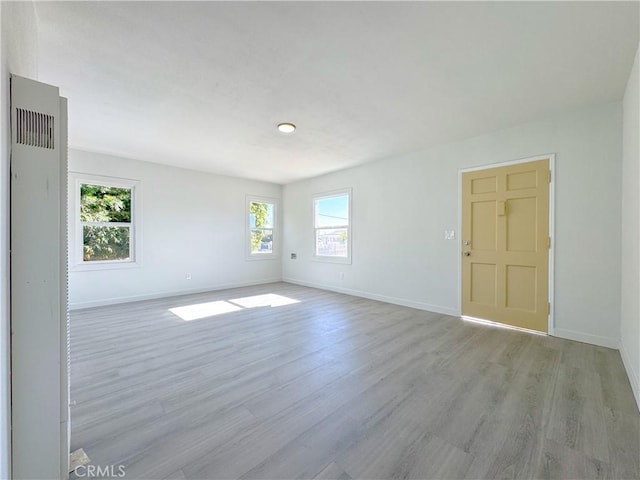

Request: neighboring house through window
left=313, top=188, right=351, bottom=263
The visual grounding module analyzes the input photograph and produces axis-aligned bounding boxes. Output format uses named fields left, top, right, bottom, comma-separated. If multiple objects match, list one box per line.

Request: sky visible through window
left=316, top=195, right=349, bottom=227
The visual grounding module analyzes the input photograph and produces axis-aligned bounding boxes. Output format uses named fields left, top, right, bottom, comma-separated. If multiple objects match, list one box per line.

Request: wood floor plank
left=463, top=340, right=562, bottom=479
left=183, top=339, right=433, bottom=478
left=313, top=462, right=351, bottom=480
left=237, top=358, right=429, bottom=479
left=162, top=469, right=187, bottom=480
left=396, top=433, right=475, bottom=480
left=544, top=365, right=609, bottom=463
left=69, top=282, right=640, bottom=480
left=536, top=439, right=609, bottom=480
left=602, top=408, right=640, bottom=479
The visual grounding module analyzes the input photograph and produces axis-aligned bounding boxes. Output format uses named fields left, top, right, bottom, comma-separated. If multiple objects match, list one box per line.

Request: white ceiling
left=35, top=1, right=639, bottom=184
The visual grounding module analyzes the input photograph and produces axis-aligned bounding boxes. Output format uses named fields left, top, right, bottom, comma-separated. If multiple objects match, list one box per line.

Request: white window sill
left=246, top=254, right=279, bottom=261
left=312, top=255, right=352, bottom=265
left=71, top=261, right=142, bottom=272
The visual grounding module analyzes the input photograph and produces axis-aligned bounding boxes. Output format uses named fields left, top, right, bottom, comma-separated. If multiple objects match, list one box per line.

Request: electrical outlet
left=339, top=272, right=344, bottom=280
left=291, top=253, right=297, bottom=260
left=444, top=230, right=455, bottom=240
left=185, top=273, right=192, bottom=280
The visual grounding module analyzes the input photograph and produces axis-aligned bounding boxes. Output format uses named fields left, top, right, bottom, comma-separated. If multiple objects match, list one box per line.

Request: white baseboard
left=69, top=278, right=283, bottom=310
left=282, top=277, right=459, bottom=317
left=619, top=341, right=640, bottom=412
left=552, top=328, right=619, bottom=349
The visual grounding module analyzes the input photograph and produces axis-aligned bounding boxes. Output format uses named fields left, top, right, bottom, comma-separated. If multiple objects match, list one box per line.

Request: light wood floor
left=70, top=282, right=640, bottom=480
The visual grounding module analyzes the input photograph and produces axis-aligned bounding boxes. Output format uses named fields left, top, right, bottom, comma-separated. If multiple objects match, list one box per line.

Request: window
left=314, top=189, right=351, bottom=263
left=247, top=196, right=278, bottom=259
left=70, top=173, right=141, bottom=270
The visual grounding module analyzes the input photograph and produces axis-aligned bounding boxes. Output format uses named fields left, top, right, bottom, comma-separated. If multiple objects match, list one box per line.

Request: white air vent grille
left=16, top=107, right=55, bottom=149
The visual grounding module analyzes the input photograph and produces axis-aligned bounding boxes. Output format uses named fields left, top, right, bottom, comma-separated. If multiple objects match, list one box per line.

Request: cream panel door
left=462, top=159, right=550, bottom=332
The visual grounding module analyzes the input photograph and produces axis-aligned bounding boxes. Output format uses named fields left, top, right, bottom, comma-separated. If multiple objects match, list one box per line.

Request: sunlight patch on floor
left=169, top=293, right=300, bottom=321
left=461, top=315, right=547, bottom=336
left=169, top=300, right=243, bottom=321
left=229, top=293, right=300, bottom=308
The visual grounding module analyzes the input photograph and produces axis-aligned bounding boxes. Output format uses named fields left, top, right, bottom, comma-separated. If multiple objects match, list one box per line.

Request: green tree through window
left=81, top=184, right=133, bottom=261
left=249, top=201, right=274, bottom=255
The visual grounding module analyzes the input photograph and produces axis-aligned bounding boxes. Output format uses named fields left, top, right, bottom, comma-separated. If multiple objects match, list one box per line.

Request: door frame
left=457, top=153, right=556, bottom=335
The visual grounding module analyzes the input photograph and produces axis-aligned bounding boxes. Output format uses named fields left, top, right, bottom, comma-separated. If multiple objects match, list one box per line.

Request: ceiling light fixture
left=277, top=122, right=296, bottom=134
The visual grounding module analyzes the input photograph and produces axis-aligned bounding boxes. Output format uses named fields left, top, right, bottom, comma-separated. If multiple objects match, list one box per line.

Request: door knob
left=464, top=251, right=471, bottom=256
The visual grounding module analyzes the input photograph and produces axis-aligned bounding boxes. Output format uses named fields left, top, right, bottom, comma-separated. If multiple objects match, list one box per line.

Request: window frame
left=69, top=172, right=142, bottom=271
left=313, top=188, right=352, bottom=264
left=246, top=195, right=279, bottom=261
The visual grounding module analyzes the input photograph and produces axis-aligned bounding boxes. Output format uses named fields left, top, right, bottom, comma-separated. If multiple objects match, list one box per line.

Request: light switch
left=444, top=230, right=455, bottom=240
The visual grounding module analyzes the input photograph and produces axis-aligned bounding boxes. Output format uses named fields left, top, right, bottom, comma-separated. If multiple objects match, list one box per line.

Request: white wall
left=283, top=101, right=623, bottom=348
left=621, top=43, right=640, bottom=411
left=1, top=2, right=39, bottom=477
left=69, top=149, right=282, bottom=309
